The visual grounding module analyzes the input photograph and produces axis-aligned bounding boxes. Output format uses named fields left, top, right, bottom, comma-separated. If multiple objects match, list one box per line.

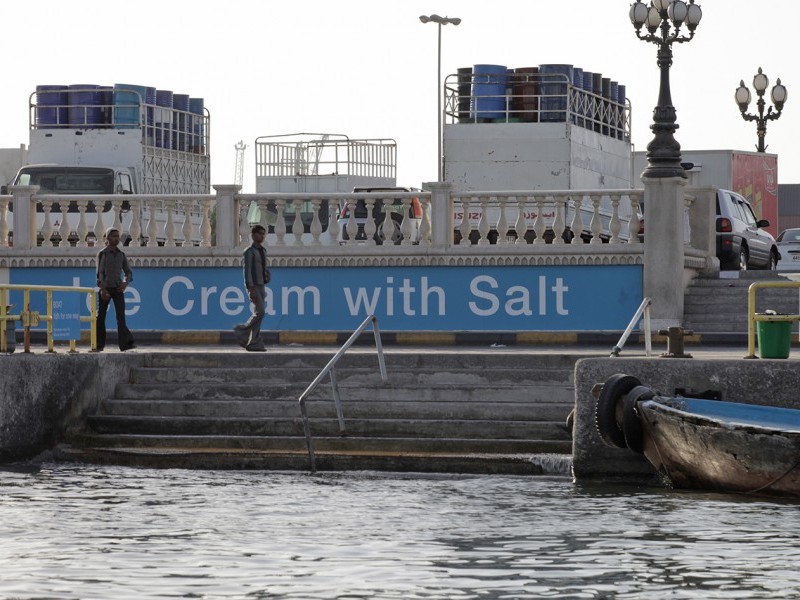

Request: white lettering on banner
left=200, top=286, right=217, bottom=315
left=163, top=276, right=195, bottom=316
left=163, top=276, right=247, bottom=317
left=343, top=287, right=381, bottom=315
left=220, top=287, right=246, bottom=316
left=469, top=276, right=570, bottom=317
left=421, top=278, right=446, bottom=316
left=126, top=286, right=141, bottom=316
left=281, top=286, right=321, bottom=316
left=469, top=276, right=501, bottom=316
left=552, top=278, right=569, bottom=315
left=343, top=277, right=447, bottom=317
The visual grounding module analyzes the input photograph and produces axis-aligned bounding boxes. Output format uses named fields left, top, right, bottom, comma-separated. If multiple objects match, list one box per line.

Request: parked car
left=776, top=228, right=800, bottom=272
left=716, top=189, right=780, bottom=271
left=338, top=187, right=423, bottom=245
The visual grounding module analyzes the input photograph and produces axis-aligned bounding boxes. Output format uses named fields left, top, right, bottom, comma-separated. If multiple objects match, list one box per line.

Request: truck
left=3, top=84, right=210, bottom=243
left=443, top=67, right=636, bottom=242
left=249, top=133, right=398, bottom=243
left=633, top=149, right=779, bottom=237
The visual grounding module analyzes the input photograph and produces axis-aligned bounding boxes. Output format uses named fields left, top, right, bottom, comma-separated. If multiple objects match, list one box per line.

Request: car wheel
left=374, top=214, right=403, bottom=245
left=768, top=250, right=778, bottom=271
left=738, top=245, right=749, bottom=271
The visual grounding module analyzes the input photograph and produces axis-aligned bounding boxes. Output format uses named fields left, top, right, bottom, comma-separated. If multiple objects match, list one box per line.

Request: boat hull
left=638, top=399, right=800, bottom=497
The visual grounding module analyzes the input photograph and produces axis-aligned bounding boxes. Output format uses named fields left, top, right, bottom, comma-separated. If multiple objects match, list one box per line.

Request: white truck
left=3, top=85, right=210, bottom=243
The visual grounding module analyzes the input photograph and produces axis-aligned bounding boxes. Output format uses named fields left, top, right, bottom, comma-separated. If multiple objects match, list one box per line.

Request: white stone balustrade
left=0, top=182, right=722, bottom=328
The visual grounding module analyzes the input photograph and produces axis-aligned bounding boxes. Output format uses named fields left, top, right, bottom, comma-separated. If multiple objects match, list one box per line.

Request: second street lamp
left=735, top=67, right=788, bottom=153
left=420, top=14, right=461, bottom=182
left=630, top=0, right=702, bottom=179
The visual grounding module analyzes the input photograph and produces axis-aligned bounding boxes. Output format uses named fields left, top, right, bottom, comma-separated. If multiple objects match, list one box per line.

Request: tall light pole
left=735, top=67, right=788, bottom=153
left=419, top=14, right=461, bottom=182
left=629, top=0, right=702, bottom=179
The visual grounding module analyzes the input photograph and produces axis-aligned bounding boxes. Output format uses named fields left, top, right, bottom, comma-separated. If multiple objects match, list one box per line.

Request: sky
left=2, top=0, right=797, bottom=191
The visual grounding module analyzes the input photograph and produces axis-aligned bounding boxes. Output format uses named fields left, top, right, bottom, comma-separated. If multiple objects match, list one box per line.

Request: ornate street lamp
left=630, top=0, right=702, bottom=179
left=735, top=67, right=788, bottom=153
left=420, top=14, right=461, bottom=182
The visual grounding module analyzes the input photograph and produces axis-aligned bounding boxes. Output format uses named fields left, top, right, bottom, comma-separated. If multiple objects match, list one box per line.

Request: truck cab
left=10, top=164, right=134, bottom=194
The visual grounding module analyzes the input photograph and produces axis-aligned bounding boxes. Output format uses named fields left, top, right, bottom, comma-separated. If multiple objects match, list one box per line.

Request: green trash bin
left=756, top=313, right=793, bottom=359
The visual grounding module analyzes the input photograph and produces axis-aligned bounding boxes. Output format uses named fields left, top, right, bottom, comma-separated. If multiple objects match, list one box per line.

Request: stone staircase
left=683, top=271, right=800, bottom=339
left=57, top=350, right=590, bottom=474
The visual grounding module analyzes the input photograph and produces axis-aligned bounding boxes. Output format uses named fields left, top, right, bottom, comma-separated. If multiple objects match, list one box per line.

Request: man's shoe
left=245, top=344, right=267, bottom=352
left=233, top=325, right=249, bottom=348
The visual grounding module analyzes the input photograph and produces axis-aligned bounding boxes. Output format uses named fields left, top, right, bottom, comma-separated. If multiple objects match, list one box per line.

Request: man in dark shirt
left=233, top=225, right=270, bottom=351
left=96, top=227, right=136, bottom=352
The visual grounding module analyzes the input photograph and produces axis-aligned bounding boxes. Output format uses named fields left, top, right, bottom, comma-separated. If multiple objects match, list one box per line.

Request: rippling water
left=1, top=463, right=800, bottom=599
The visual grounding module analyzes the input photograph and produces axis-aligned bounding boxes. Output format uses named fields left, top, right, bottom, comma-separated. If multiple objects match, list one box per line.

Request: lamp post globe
left=735, top=66, right=788, bottom=153
left=631, top=0, right=703, bottom=179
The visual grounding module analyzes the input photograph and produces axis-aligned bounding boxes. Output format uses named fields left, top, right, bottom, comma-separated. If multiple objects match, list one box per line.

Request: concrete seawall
left=0, top=354, right=142, bottom=461
left=573, top=357, right=800, bottom=483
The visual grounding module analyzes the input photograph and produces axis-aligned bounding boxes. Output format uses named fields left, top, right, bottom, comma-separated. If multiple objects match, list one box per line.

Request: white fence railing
left=0, top=186, right=644, bottom=252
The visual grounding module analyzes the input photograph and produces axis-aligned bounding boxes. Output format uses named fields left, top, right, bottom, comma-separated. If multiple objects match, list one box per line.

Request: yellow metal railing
left=746, top=281, right=800, bottom=359
left=0, top=284, right=97, bottom=353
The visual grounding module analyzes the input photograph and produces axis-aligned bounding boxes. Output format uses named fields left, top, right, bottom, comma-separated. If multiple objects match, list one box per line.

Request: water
left=2, top=464, right=800, bottom=599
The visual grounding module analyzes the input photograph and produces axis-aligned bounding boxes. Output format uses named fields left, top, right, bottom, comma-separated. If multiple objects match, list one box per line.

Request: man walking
left=96, top=227, right=136, bottom=352
left=234, top=225, right=270, bottom=352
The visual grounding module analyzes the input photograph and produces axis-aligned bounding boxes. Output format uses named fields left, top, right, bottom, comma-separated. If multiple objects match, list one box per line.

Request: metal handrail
left=297, top=314, right=387, bottom=473
left=610, top=297, right=652, bottom=357
left=0, top=283, right=97, bottom=353
left=745, top=281, right=800, bottom=359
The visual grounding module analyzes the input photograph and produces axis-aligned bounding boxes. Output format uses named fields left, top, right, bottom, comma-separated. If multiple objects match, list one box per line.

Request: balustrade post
left=642, top=176, right=687, bottom=331
left=8, top=185, right=38, bottom=250
left=426, top=182, right=452, bottom=248
left=213, top=184, right=242, bottom=250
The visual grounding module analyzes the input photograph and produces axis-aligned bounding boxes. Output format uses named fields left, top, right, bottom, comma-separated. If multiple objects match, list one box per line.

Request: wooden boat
left=595, top=373, right=800, bottom=497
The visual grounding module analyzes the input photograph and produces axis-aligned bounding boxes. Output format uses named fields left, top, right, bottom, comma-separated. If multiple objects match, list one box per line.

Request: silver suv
left=716, top=189, right=779, bottom=270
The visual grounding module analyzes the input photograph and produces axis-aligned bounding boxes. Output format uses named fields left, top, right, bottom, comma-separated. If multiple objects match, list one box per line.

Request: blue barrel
left=189, top=97, right=205, bottom=153
left=35, top=85, right=69, bottom=128
left=68, top=84, right=103, bottom=127
left=98, top=86, right=113, bottom=127
left=172, top=93, right=190, bottom=151
left=592, top=73, right=603, bottom=132
left=143, top=87, right=157, bottom=145
left=155, top=90, right=173, bottom=148
left=601, top=78, right=611, bottom=136
left=615, top=83, right=627, bottom=139
left=457, top=67, right=473, bottom=122
left=572, top=67, right=584, bottom=126
left=539, top=64, right=573, bottom=122
left=582, top=71, right=594, bottom=94
left=114, top=84, right=146, bottom=128
left=470, top=64, right=508, bottom=120
left=581, top=72, right=595, bottom=130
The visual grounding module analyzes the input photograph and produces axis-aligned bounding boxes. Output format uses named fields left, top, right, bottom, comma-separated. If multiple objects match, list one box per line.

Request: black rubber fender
left=595, top=374, right=641, bottom=448
left=622, top=385, right=655, bottom=454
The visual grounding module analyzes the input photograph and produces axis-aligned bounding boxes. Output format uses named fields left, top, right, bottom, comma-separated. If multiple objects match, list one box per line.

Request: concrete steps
left=683, top=271, right=800, bottom=335
left=60, top=350, right=588, bottom=473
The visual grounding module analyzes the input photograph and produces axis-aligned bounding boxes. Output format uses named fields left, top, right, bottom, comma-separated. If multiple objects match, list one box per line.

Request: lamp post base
left=641, top=163, right=688, bottom=179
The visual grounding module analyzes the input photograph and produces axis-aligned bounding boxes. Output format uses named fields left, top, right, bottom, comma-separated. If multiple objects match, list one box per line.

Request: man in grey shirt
left=233, top=225, right=270, bottom=351
left=96, top=227, right=136, bottom=351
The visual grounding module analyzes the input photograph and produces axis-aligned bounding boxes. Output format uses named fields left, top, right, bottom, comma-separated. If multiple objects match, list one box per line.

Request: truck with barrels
left=8, top=84, right=210, bottom=195
left=3, top=84, right=210, bottom=243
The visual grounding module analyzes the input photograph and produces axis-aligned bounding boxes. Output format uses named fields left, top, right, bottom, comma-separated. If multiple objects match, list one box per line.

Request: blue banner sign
left=51, top=291, right=81, bottom=340
left=9, top=265, right=642, bottom=332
